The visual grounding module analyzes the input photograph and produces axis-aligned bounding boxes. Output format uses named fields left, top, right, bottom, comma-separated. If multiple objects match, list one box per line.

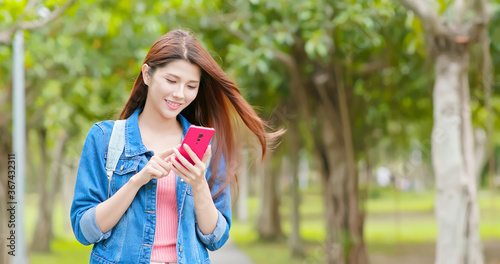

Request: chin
left=160, top=108, right=184, bottom=120
left=160, top=112, right=178, bottom=120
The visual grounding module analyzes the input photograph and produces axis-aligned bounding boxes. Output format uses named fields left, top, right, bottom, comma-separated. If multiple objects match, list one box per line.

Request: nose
left=172, top=85, right=185, bottom=100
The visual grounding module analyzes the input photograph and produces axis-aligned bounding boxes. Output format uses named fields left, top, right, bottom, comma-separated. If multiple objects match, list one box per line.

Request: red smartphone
left=176, top=125, right=215, bottom=166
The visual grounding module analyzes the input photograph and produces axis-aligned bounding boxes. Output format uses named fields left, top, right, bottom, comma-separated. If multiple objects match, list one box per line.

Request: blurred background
left=1, top=0, right=500, bottom=263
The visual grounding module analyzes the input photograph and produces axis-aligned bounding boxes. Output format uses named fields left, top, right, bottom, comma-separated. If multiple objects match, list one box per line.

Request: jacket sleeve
left=70, top=123, right=112, bottom=246
left=195, top=157, right=231, bottom=251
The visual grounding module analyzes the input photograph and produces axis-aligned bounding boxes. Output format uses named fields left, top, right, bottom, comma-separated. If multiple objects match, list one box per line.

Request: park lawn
left=24, top=188, right=500, bottom=263
left=25, top=194, right=92, bottom=263
left=29, top=238, right=91, bottom=264
left=231, top=188, right=500, bottom=264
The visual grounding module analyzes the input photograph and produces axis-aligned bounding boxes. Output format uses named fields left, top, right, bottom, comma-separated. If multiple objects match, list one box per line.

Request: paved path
left=209, top=238, right=254, bottom=264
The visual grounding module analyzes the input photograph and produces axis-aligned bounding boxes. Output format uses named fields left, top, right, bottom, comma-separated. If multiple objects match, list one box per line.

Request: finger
left=173, top=144, right=181, bottom=153
left=158, top=148, right=176, bottom=160
left=165, top=161, right=172, bottom=171
left=201, top=145, right=211, bottom=164
left=171, top=166, right=189, bottom=183
left=173, top=147, right=195, bottom=171
left=182, top=143, right=202, bottom=165
left=172, top=153, right=192, bottom=176
left=146, top=167, right=163, bottom=178
left=152, top=171, right=170, bottom=179
left=151, top=162, right=168, bottom=176
left=152, top=156, right=170, bottom=171
left=164, top=154, right=173, bottom=164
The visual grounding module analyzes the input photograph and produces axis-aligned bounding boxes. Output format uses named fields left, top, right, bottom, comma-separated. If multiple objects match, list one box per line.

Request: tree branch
left=25, top=0, right=41, bottom=12
left=463, top=0, right=491, bottom=41
left=473, top=0, right=490, bottom=22
left=358, top=59, right=390, bottom=74
left=311, top=71, right=342, bottom=136
left=398, top=0, right=444, bottom=35
left=21, top=0, right=75, bottom=30
left=0, top=0, right=75, bottom=45
left=453, top=0, right=467, bottom=23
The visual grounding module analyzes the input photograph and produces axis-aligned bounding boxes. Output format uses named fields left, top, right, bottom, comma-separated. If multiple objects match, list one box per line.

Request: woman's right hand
left=130, top=149, right=176, bottom=187
left=96, top=148, right=177, bottom=234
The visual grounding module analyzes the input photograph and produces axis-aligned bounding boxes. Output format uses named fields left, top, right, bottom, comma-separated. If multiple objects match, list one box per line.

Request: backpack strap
left=105, top=120, right=126, bottom=198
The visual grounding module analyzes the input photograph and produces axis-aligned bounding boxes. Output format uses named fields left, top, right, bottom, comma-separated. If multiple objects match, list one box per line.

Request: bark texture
left=433, top=52, right=483, bottom=264
left=31, top=129, right=68, bottom=252
left=256, top=155, right=284, bottom=240
left=399, top=0, right=490, bottom=263
left=288, top=117, right=304, bottom=257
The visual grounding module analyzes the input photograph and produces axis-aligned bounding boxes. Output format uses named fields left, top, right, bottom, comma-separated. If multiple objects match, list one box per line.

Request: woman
left=70, top=29, right=279, bottom=264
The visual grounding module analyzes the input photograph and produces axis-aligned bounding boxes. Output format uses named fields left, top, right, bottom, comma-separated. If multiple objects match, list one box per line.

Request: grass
left=26, top=194, right=92, bottom=263
left=23, top=187, right=500, bottom=263
left=30, top=238, right=91, bottom=264
left=230, top=187, right=500, bottom=264
left=365, top=190, right=435, bottom=214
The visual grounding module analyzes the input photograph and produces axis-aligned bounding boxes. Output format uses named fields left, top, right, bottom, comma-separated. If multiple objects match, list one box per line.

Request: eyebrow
left=166, top=73, right=200, bottom=83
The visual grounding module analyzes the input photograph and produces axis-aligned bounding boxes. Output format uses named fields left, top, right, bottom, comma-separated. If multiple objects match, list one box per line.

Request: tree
left=286, top=109, right=305, bottom=257
left=255, top=153, right=285, bottom=240
left=0, top=0, right=75, bottom=45
left=399, top=0, right=491, bottom=263
left=206, top=1, right=402, bottom=263
left=0, top=0, right=75, bottom=259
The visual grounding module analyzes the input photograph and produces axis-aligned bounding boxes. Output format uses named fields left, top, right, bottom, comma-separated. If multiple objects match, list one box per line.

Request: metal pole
left=12, top=30, right=28, bottom=264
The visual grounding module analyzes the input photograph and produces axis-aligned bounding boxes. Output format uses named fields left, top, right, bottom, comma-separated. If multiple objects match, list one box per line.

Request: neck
left=138, top=104, right=180, bottom=134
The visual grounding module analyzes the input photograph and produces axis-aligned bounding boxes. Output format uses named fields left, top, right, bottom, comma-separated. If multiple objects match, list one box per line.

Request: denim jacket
left=70, top=109, right=231, bottom=264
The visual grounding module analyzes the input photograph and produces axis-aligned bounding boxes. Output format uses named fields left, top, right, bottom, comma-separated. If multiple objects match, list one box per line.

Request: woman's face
left=143, top=59, right=201, bottom=120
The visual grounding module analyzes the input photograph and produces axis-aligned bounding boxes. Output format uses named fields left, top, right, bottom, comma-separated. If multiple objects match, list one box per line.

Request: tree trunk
left=334, top=65, right=368, bottom=264
left=63, top=158, right=78, bottom=233
left=236, top=149, right=249, bottom=223
left=31, top=127, right=52, bottom=252
left=31, top=129, right=68, bottom=252
left=256, top=154, right=284, bottom=240
left=320, top=117, right=367, bottom=264
left=273, top=40, right=367, bottom=264
left=396, top=2, right=489, bottom=262
left=288, top=117, right=304, bottom=257
left=432, top=51, right=483, bottom=264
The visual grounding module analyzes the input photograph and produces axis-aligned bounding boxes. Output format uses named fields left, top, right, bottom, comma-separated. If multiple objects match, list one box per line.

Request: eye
left=188, top=85, right=197, bottom=89
left=166, top=79, right=176, bottom=84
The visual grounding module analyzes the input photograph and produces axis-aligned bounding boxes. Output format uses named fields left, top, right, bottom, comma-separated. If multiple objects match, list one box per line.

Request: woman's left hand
left=169, top=144, right=211, bottom=192
left=170, top=144, right=218, bottom=235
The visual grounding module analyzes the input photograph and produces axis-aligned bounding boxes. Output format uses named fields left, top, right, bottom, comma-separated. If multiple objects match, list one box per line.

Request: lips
left=165, top=99, right=182, bottom=110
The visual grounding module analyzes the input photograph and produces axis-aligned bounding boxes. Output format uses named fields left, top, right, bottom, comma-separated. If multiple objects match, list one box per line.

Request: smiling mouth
left=165, top=99, right=182, bottom=109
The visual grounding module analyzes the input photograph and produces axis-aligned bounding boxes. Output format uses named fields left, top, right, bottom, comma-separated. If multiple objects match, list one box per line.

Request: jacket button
left=179, top=246, right=183, bottom=252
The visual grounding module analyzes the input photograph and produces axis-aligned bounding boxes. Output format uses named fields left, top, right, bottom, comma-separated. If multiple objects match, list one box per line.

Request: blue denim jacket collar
left=124, top=108, right=191, bottom=158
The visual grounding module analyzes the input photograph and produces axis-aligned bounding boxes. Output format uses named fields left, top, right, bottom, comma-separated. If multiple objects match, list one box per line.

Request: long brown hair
left=120, top=29, right=281, bottom=199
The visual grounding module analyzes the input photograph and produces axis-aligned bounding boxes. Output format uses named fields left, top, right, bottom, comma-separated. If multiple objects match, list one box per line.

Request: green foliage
left=2, top=0, right=500, bottom=261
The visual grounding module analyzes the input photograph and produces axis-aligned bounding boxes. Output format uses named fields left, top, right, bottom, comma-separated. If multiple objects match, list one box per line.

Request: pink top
left=151, top=171, right=178, bottom=262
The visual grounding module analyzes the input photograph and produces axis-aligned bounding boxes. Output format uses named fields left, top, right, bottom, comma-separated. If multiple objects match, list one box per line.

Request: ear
left=141, top=64, right=150, bottom=85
